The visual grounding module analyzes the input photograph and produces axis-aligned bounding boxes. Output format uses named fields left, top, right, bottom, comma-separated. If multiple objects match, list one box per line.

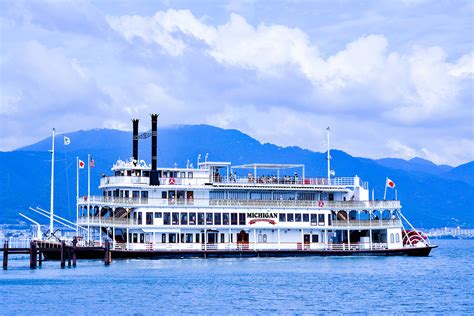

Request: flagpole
left=326, top=127, right=331, bottom=185
left=76, top=156, right=79, bottom=236
left=383, top=177, right=387, bottom=200
left=50, top=128, right=55, bottom=238
left=87, top=153, right=90, bottom=244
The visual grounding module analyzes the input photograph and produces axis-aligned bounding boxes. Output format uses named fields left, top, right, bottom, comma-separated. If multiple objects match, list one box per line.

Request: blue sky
left=0, top=0, right=473, bottom=166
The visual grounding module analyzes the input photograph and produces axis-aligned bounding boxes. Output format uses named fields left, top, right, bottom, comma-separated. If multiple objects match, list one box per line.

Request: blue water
left=0, top=239, right=473, bottom=314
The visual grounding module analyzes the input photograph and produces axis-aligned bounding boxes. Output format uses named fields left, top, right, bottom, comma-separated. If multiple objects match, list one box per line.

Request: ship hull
left=41, top=245, right=436, bottom=260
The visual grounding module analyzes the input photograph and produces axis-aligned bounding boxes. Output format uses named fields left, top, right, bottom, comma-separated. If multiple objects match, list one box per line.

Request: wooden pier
left=1, top=238, right=113, bottom=269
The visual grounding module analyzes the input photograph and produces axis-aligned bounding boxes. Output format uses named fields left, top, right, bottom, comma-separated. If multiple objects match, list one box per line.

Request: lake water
left=1, top=239, right=473, bottom=314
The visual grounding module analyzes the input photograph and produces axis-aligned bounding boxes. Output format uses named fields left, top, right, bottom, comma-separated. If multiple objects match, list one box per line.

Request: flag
left=63, top=136, right=71, bottom=145
left=386, top=178, right=395, bottom=189
left=79, top=160, right=85, bottom=169
left=138, top=131, right=152, bottom=139
left=90, top=158, right=95, bottom=168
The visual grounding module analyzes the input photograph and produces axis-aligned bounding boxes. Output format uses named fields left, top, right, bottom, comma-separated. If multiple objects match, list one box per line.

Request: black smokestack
left=132, top=119, right=139, bottom=162
left=149, top=114, right=160, bottom=186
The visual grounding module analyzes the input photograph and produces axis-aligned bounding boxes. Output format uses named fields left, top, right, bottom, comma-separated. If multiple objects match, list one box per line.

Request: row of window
left=390, top=233, right=401, bottom=243
left=134, top=212, right=329, bottom=226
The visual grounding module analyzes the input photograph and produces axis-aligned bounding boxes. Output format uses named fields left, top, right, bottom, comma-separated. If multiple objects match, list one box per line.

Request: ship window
left=162, top=191, right=167, bottom=199
left=239, top=213, right=246, bottom=225
left=137, top=212, right=143, bottom=225
left=125, top=190, right=129, bottom=198
left=287, top=214, right=294, bottom=222
left=206, top=213, right=213, bottom=225
left=181, top=213, right=188, bottom=225
left=180, top=172, right=186, bottom=178
left=188, top=172, right=193, bottom=179
left=162, top=234, right=166, bottom=243
left=390, top=233, right=395, bottom=243
left=328, top=193, right=334, bottom=201
left=311, top=214, right=317, bottom=225
left=198, top=213, right=204, bottom=225
left=177, top=191, right=185, bottom=200
left=140, top=234, right=144, bottom=243
left=318, top=214, right=325, bottom=225
left=303, top=214, right=309, bottom=222
left=172, top=212, right=179, bottom=225
left=396, top=233, right=400, bottom=243
left=312, top=235, right=319, bottom=243
left=220, top=233, right=225, bottom=243
left=186, top=233, right=193, bottom=243
left=279, top=213, right=286, bottom=222
left=132, top=191, right=139, bottom=200
left=263, top=234, right=267, bottom=243
left=223, top=213, right=229, bottom=225
left=172, top=171, right=178, bottom=178
left=231, top=213, right=238, bottom=225
left=169, top=233, right=177, bottom=243
left=258, top=234, right=263, bottom=242
left=195, top=233, right=200, bottom=243
left=214, top=213, right=222, bottom=225
left=143, top=171, right=150, bottom=177
left=141, top=191, right=148, bottom=203
left=295, top=214, right=302, bottom=222
left=181, top=233, right=185, bottom=243
left=163, top=212, right=170, bottom=225
left=132, top=233, right=137, bottom=243
left=189, top=212, right=196, bottom=225
left=154, top=212, right=162, bottom=219
left=146, top=212, right=153, bottom=225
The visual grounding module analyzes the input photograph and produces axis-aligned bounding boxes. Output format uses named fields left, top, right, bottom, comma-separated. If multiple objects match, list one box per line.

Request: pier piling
left=3, top=241, right=8, bottom=270
left=38, top=249, right=42, bottom=267
left=29, top=241, right=37, bottom=269
left=72, top=238, right=77, bottom=267
left=67, top=246, right=72, bottom=267
left=60, top=241, right=66, bottom=268
left=104, top=240, right=111, bottom=265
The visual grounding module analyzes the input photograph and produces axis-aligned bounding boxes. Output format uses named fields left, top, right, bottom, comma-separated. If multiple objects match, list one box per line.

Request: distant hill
left=1, top=124, right=473, bottom=228
left=376, top=157, right=453, bottom=175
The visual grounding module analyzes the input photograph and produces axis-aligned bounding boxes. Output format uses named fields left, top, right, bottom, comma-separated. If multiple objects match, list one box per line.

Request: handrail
left=78, top=197, right=401, bottom=210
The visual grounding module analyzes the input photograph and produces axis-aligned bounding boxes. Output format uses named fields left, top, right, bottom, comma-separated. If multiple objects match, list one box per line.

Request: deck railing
left=78, top=197, right=400, bottom=210
left=111, top=241, right=389, bottom=252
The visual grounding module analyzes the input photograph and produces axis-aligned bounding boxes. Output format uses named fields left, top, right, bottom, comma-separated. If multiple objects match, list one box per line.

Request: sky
left=0, top=0, right=473, bottom=166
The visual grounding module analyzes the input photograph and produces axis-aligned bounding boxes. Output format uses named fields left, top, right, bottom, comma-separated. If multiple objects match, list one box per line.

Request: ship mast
left=326, top=127, right=331, bottom=185
left=50, top=128, right=55, bottom=237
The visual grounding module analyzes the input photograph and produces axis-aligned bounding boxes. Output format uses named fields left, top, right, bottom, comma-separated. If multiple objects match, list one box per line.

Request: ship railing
left=217, top=176, right=358, bottom=186
left=0, top=237, right=32, bottom=249
left=331, top=219, right=402, bottom=227
left=78, top=197, right=401, bottom=210
left=77, top=217, right=132, bottom=226
left=209, top=199, right=401, bottom=209
left=115, top=241, right=390, bottom=252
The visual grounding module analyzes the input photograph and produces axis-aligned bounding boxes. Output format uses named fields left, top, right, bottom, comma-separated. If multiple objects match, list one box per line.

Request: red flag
left=90, top=158, right=95, bottom=168
left=79, top=160, right=85, bottom=169
left=386, top=178, right=395, bottom=188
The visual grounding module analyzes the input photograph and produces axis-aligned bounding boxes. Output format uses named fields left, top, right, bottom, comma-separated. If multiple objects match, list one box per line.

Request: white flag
left=64, top=136, right=71, bottom=145
left=79, top=160, right=85, bottom=169
left=386, top=178, right=395, bottom=189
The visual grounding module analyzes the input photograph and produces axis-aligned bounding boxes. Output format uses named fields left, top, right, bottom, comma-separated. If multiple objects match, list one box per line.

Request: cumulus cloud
left=108, top=9, right=473, bottom=127
left=0, top=2, right=472, bottom=166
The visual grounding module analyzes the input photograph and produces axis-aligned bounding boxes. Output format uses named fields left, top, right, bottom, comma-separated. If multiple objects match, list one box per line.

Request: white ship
left=71, top=115, right=435, bottom=258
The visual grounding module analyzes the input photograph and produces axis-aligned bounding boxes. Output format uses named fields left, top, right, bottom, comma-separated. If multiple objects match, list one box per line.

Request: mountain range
left=1, top=125, right=472, bottom=228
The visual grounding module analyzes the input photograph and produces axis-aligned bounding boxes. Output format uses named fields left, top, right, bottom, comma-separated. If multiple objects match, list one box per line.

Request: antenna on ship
left=326, top=127, right=331, bottom=185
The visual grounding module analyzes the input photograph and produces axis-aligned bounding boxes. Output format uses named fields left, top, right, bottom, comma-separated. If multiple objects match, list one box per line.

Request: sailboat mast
left=50, top=128, right=55, bottom=237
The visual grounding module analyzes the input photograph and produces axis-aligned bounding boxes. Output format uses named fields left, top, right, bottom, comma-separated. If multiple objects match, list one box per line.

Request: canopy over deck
left=232, top=163, right=304, bottom=169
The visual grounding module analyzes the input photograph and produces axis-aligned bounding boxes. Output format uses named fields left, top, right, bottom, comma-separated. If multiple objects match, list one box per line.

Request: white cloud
left=108, top=10, right=473, bottom=127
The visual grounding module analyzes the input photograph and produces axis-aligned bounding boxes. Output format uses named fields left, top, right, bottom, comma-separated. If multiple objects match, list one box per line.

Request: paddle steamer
left=73, top=115, right=435, bottom=257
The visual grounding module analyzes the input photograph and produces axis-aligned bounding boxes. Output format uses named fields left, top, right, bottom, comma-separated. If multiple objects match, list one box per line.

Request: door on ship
left=304, top=234, right=311, bottom=250
left=204, top=230, right=218, bottom=250
left=237, top=230, right=249, bottom=250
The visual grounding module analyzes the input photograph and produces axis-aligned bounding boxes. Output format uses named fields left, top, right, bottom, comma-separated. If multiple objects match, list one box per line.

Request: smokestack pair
left=131, top=114, right=160, bottom=186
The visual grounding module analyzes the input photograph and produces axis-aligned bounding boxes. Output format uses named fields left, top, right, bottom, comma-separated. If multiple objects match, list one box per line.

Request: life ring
left=169, top=178, right=176, bottom=185
left=318, top=201, right=324, bottom=207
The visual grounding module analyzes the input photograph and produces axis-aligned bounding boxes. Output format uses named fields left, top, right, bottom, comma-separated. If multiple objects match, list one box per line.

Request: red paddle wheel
left=402, top=230, right=427, bottom=245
